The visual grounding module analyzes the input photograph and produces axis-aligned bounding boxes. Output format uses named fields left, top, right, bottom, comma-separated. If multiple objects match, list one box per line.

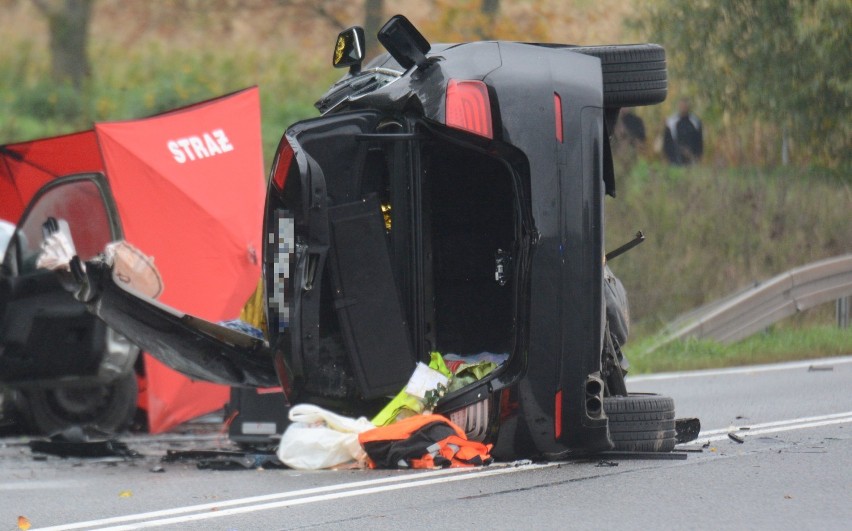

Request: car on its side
left=55, top=16, right=694, bottom=459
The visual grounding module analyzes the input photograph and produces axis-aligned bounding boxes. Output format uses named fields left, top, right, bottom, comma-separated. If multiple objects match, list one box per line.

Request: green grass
left=604, top=159, right=851, bottom=374
left=625, top=325, right=852, bottom=374
left=605, top=160, right=852, bottom=329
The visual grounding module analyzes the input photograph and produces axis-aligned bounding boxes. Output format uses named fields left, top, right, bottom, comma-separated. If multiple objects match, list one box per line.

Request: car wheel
left=570, top=44, right=667, bottom=107
left=19, top=372, right=138, bottom=436
left=604, top=393, right=676, bottom=452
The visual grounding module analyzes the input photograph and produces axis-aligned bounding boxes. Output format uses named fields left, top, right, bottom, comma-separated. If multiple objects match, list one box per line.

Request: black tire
left=604, top=393, right=676, bottom=452
left=19, top=372, right=138, bottom=436
left=570, top=44, right=667, bottom=107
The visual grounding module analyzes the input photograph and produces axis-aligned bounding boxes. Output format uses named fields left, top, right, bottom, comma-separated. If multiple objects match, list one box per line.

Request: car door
left=264, top=112, right=418, bottom=401
left=0, top=172, right=122, bottom=384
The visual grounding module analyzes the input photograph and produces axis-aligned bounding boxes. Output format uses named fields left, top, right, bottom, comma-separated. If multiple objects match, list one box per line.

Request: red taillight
left=271, top=141, right=295, bottom=191
left=257, top=386, right=284, bottom=394
left=554, top=389, right=563, bottom=439
left=554, top=92, right=563, bottom=143
left=446, top=79, right=493, bottom=139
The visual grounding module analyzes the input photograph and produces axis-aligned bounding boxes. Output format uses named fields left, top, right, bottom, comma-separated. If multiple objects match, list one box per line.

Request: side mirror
left=333, top=26, right=366, bottom=74
left=377, top=15, right=431, bottom=70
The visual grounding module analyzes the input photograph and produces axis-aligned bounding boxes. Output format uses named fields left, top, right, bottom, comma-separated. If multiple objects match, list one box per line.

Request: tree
left=33, top=0, right=94, bottom=88
left=633, top=0, right=850, bottom=168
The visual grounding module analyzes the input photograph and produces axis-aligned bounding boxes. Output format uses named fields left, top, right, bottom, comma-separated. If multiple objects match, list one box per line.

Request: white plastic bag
left=277, top=404, right=375, bottom=470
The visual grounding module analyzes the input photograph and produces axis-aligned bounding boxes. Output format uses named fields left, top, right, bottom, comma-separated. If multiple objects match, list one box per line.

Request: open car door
left=263, top=112, right=418, bottom=403
left=0, top=173, right=141, bottom=433
left=0, top=173, right=128, bottom=385
left=61, top=242, right=282, bottom=390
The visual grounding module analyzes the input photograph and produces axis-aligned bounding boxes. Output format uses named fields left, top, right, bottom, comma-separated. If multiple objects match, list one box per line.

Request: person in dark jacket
left=663, top=98, right=703, bottom=165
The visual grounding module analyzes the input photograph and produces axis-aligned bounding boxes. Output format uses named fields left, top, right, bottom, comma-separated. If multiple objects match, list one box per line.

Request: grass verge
left=625, top=325, right=852, bottom=374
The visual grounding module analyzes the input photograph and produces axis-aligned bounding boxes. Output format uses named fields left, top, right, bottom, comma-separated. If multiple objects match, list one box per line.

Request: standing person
left=663, top=98, right=703, bottom=165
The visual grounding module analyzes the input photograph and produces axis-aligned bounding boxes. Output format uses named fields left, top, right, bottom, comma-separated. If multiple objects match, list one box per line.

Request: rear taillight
left=446, top=79, right=493, bottom=139
left=271, top=141, right=295, bottom=191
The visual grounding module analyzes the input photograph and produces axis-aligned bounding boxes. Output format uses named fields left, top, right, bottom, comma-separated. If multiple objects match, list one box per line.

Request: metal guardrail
left=654, top=254, right=852, bottom=347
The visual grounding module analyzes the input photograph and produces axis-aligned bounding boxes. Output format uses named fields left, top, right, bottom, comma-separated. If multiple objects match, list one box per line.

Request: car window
left=16, top=179, right=113, bottom=274
left=0, top=219, right=13, bottom=264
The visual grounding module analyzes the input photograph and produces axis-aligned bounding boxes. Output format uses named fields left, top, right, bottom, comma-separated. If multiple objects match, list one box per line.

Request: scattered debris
left=162, top=449, right=285, bottom=470
left=17, top=516, right=31, bottom=530
left=674, top=418, right=701, bottom=444
left=808, top=365, right=834, bottom=372
left=596, top=460, right=619, bottom=467
left=149, top=465, right=166, bottom=473
left=728, top=433, right=745, bottom=444
left=28, top=427, right=139, bottom=459
left=118, top=490, right=132, bottom=498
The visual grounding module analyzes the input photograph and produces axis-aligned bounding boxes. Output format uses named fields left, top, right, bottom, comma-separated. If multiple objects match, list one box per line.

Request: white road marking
left=627, top=355, right=852, bottom=382
left=687, top=412, right=852, bottom=446
left=89, top=463, right=560, bottom=530
left=695, top=411, right=852, bottom=437
left=34, top=464, right=547, bottom=531
left=0, top=480, right=81, bottom=491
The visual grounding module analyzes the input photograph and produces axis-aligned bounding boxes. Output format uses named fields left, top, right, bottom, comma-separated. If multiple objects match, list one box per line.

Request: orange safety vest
left=358, top=414, right=493, bottom=469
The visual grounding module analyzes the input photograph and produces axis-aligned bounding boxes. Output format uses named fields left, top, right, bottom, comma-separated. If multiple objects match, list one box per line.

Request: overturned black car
left=57, top=16, right=694, bottom=459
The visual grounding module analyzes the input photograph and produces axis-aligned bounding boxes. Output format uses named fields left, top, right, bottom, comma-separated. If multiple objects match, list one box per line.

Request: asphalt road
left=2, top=355, right=851, bottom=530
